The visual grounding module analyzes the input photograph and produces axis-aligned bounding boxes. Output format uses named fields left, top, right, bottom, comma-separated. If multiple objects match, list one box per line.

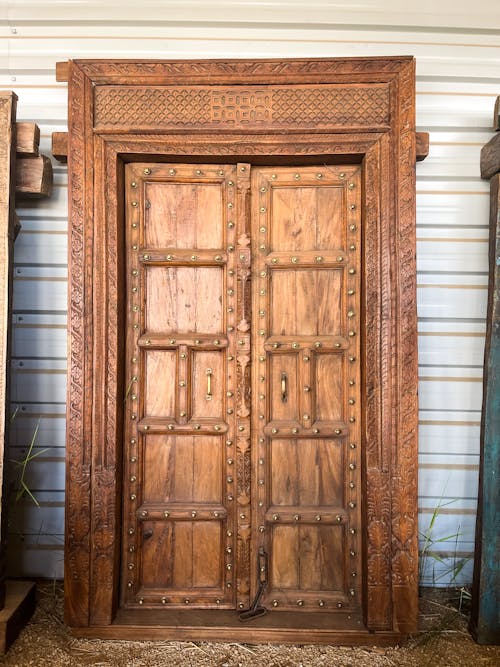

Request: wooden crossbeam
left=15, top=123, right=40, bottom=157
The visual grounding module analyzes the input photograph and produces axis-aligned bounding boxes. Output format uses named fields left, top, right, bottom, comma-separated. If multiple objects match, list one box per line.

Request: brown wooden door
left=123, top=162, right=362, bottom=615
left=251, top=166, right=362, bottom=614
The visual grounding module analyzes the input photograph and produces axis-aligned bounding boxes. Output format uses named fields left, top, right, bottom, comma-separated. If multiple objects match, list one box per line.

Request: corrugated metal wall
left=2, top=1, right=499, bottom=584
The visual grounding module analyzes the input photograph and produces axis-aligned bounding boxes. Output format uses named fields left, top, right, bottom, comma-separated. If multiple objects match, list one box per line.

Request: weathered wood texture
left=416, top=132, right=430, bottom=161
left=494, top=95, right=499, bottom=131
left=0, top=92, right=17, bottom=612
left=470, top=171, right=500, bottom=645
left=0, top=581, right=36, bottom=654
left=481, top=133, right=500, bottom=180
left=15, top=123, right=40, bottom=158
left=15, top=155, right=53, bottom=199
left=63, top=57, right=419, bottom=643
left=51, top=132, right=68, bottom=163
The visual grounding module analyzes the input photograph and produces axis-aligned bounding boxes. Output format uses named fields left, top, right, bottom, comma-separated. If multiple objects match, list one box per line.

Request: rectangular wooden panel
left=123, top=163, right=239, bottom=609
left=252, top=165, right=362, bottom=613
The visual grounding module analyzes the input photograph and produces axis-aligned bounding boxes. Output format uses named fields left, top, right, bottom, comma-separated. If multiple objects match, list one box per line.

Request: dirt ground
left=1, top=584, right=499, bottom=667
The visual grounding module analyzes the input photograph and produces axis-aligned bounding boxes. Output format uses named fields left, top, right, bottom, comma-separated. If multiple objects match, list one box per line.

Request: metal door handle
left=206, top=368, right=213, bottom=400
left=281, top=372, right=287, bottom=403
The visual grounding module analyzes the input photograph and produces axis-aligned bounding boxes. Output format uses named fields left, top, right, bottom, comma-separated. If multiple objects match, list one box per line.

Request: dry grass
left=1, top=584, right=499, bottom=667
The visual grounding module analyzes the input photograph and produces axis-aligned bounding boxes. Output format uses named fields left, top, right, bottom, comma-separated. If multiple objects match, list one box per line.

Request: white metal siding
left=1, top=1, right=499, bottom=584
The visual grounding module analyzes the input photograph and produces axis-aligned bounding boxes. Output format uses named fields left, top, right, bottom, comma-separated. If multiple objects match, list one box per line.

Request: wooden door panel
left=252, top=165, right=362, bottom=613
left=144, top=181, right=224, bottom=249
left=314, top=353, right=344, bottom=422
left=270, top=439, right=344, bottom=507
left=145, top=266, right=224, bottom=334
left=269, top=353, right=299, bottom=422
left=269, top=185, right=345, bottom=252
left=140, top=520, right=223, bottom=592
left=191, top=351, right=224, bottom=420
left=270, top=525, right=345, bottom=593
left=124, top=163, right=239, bottom=609
left=270, top=269, right=343, bottom=336
left=144, top=351, right=177, bottom=417
left=143, top=435, right=223, bottom=504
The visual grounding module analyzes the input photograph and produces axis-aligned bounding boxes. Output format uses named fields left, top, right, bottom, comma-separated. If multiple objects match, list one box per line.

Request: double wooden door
left=123, top=161, right=362, bottom=618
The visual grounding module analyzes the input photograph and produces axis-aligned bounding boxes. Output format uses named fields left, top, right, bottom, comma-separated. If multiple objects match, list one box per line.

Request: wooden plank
left=0, top=581, right=36, bottom=654
left=480, top=132, right=500, bottom=180
left=51, top=132, right=68, bottom=163
left=0, top=91, right=17, bottom=613
left=15, top=155, right=53, bottom=199
left=55, top=61, right=69, bottom=82
left=494, top=95, right=499, bottom=131
left=470, top=172, right=500, bottom=645
left=15, top=123, right=40, bottom=158
left=416, top=132, right=429, bottom=161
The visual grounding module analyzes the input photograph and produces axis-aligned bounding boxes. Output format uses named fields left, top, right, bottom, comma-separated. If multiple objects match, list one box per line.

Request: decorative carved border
left=64, top=57, right=418, bottom=637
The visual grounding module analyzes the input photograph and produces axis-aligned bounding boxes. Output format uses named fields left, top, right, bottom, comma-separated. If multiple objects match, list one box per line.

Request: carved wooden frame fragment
left=61, top=57, right=419, bottom=642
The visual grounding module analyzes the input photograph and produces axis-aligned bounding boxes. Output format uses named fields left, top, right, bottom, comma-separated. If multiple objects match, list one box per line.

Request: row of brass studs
left=269, top=595, right=355, bottom=608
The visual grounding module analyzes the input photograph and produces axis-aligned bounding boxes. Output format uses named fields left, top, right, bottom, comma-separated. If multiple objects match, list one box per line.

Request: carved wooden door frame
left=60, top=57, right=419, bottom=642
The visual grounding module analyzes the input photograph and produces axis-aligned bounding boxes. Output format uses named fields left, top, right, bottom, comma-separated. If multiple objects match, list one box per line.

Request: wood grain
left=63, top=57, right=420, bottom=641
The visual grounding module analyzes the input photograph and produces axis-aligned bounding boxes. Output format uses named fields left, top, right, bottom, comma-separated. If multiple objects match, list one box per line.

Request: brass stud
left=166, top=254, right=173, bottom=260
left=260, top=226, right=266, bottom=233
left=313, top=428, right=320, bottom=434
left=180, top=411, right=186, bottom=417
left=348, top=289, right=355, bottom=295
left=130, top=456, right=137, bottom=463
left=318, top=600, right=325, bottom=607
left=297, top=599, right=304, bottom=606
left=272, top=257, right=279, bottom=264
left=260, top=207, right=266, bottom=213
left=168, top=168, right=176, bottom=176
left=130, top=438, right=136, bottom=445
left=304, top=386, right=311, bottom=392
left=191, top=255, right=198, bottom=261
left=226, top=439, right=233, bottom=446
left=260, top=289, right=266, bottom=295
left=194, top=424, right=201, bottom=430
left=131, top=286, right=138, bottom=293
left=196, top=169, right=202, bottom=175
left=334, top=429, right=342, bottom=435
left=349, top=182, right=355, bottom=189
left=337, top=256, right=344, bottom=262
left=131, top=181, right=137, bottom=188
left=259, top=394, right=265, bottom=400
left=145, top=200, right=151, bottom=209
left=292, top=342, right=299, bottom=349
left=259, top=309, right=265, bottom=316
left=349, top=416, right=356, bottom=423
left=273, top=514, right=279, bottom=521
left=259, top=525, right=265, bottom=532
left=127, top=581, right=133, bottom=588
left=260, top=186, right=267, bottom=192
left=315, top=515, right=321, bottom=521
left=228, top=203, right=234, bottom=209
left=164, top=511, right=169, bottom=517
left=143, top=168, right=151, bottom=175
left=292, top=427, right=299, bottom=434
left=168, top=424, right=174, bottom=430
left=258, top=479, right=264, bottom=485
left=348, top=311, right=355, bottom=318
left=228, top=222, right=234, bottom=229
left=259, top=330, right=265, bottom=337
left=314, top=341, right=322, bottom=348
left=214, top=339, right=220, bottom=345
left=351, top=572, right=357, bottom=577
left=195, top=339, right=201, bottom=345
left=143, top=425, right=149, bottom=431
left=316, top=173, right=323, bottom=179
left=131, top=414, right=137, bottom=421
left=272, top=342, right=280, bottom=349
left=349, top=501, right=357, bottom=509
left=259, top=245, right=266, bottom=251
left=227, top=476, right=233, bottom=483
left=272, top=600, right=279, bottom=607
left=260, top=271, right=267, bottom=277
left=132, top=305, right=139, bottom=312
left=315, top=256, right=324, bottom=263
left=226, top=564, right=232, bottom=570
left=238, top=426, right=245, bottom=431
left=349, top=399, right=355, bottom=405
left=294, top=173, right=300, bottom=180
left=215, top=255, right=222, bottom=261
left=131, top=269, right=139, bottom=276
left=130, top=493, right=136, bottom=500
left=337, top=601, right=343, bottom=608
left=303, top=355, right=310, bottom=361
left=128, top=528, right=135, bottom=535
left=227, top=307, right=234, bottom=313
left=271, top=174, right=277, bottom=179
left=336, top=515, right=342, bottom=523
left=339, top=172, right=346, bottom=179
left=303, top=414, right=310, bottom=420
left=349, top=244, right=356, bottom=251
left=335, top=342, right=341, bottom=348
left=132, top=245, right=138, bottom=251
left=179, top=381, right=186, bottom=387
left=131, top=201, right=138, bottom=207
left=349, top=463, right=356, bottom=470
left=145, top=339, right=151, bottom=345
left=348, top=268, right=356, bottom=275
left=138, top=598, right=144, bottom=605
left=180, top=353, right=186, bottom=359
left=350, top=481, right=356, bottom=489
left=228, top=245, right=234, bottom=251
left=350, top=442, right=357, bottom=449
left=259, top=458, right=264, bottom=465
left=141, top=510, right=148, bottom=518
left=162, top=597, right=167, bottom=604
left=184, top=599, right=190, bottom=604
left=228, top=181, right=234, bottom=186
left=271, top=428, right=278, bottom=434
left=349, top=224, right=357, bottom=231
left=214, top=425, right=221, bottom=431
left=350, top=589, right=356, bottom=597
left=191, top=511, right=197, bottom=518
left=131, top=223, right=138, bottom=229
left=294, top=514, right=300, bottom=521
left=220, top=169, right=226, bottom=175
left=131, top=394, right=137, bottom=400
left=349, top=356, right=356, bottom=362
left=227, top=530, right=233, bottom=537
left=227, top=458, right=234, bottom=465
left=291, top=256, right=298, bottom=263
